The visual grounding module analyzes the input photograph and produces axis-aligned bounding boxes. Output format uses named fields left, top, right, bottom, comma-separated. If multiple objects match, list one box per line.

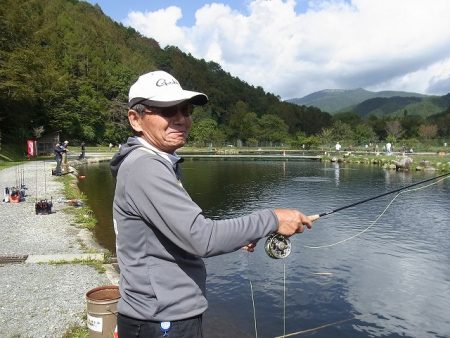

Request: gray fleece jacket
left=110, top=136, right=278, bottom=321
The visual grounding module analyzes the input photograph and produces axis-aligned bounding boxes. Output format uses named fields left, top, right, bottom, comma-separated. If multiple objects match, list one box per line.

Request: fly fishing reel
left=264, top=234, right=292, bottom=259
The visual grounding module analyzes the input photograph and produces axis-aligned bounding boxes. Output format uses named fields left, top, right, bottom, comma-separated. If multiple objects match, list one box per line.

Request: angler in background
left=110, top=70, right=313, bottom=338
left=78, top=141, right=86, bottom=160
left=385, top=142, right=392, bottom=155
left=61, top=140, right=70, bottom=173
left=53, top=143, right=65, bottom=176
left=3, top=187, right=10, bottom=203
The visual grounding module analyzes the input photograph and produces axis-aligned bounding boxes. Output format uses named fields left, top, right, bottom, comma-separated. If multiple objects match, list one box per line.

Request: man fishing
left=110, top=70, right=313, bottom=337
left=53, top=142, right=65, bottom=176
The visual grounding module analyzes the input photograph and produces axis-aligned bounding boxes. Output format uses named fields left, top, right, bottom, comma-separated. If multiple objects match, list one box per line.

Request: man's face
left=129, top=103, right=193, bottom=153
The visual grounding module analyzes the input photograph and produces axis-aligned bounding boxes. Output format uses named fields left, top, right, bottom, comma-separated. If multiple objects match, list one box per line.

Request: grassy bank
left=62, top=324, right=89, bottom=338
left=56, top=174, right=97, bottom=230
left=179, top=146, right=450, bottom=173
left=0, top=161, right=23, bottom=170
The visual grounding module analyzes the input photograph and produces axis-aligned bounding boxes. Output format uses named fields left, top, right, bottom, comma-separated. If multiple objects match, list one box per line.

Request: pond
left=77, top=160, right=450, bottom=338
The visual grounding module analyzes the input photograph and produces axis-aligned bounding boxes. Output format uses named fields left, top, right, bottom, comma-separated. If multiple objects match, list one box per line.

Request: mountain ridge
left=287, top=88, right=431, bottom=114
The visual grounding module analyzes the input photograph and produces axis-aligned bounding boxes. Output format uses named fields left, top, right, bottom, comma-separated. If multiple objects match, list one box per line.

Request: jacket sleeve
left=123, top=155, right=278, bottom=257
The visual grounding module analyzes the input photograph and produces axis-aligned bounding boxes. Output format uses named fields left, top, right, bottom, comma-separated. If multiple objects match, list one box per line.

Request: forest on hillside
left=0, top=0, right=449, bottom=152
left=0, top=0, right=331, bottom=148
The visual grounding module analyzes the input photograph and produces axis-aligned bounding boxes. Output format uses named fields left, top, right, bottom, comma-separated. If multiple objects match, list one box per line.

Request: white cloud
left=368, top=57, right=450, bottom=95
left=124, top=0, right=450, bottom=99
left=124, top=6, right=186, bottom=47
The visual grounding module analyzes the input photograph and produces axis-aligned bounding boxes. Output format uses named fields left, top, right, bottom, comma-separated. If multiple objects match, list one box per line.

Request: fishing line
left=35, top=161, right=38, bottom=202
left=247, top=258, right=288, bottom=338
left=274, top=317, right=354, bottom=338
left=265, top=173, right=450, bottom=258
left=246, top=174, right=450, bottom=336
left=266, top=175, right=449, bottom=337
left=304, top=174, right=450, bottom=249
left=246, top=253, right=258, bottom=338
left=44, top=161, right=47, bottom=198
left=246, top=248, right=290, bottom=337
left=34, top=160, right=53, bottom=215
left=15, top=165, right=18, bottom=188
left=21, top=164, right=25, bottom=189
left=283, top=262, right=286, bottom=338
left=313, top=172, right=450, bottom=219
left=249, top=279, right=258, bottom=338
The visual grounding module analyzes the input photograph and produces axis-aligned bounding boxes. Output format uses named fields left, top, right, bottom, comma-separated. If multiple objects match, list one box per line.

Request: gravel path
left=0, top=161, right=115, bottom=338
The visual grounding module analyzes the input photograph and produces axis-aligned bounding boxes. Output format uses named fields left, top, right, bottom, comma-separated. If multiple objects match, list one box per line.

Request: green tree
left=227, top=101, right=258, bottom=143
left=367, top=116, right=387, bottom=140
left=426, top=106, right=450, bottom=137
left=385, top=119, right=404, bottom=139
left=330, top=120, right=354, bottom=142
left=353, top=124, right=377, bottom=145
left=190, top=118, right=222, bottom=146
left=418, top=124, right=438, bottom=140
left=320, top=128, right=334, bottom=150
left=0, top=0, right=335, bottom=148
left=292, top=132, right=320, bottom=149
left=304, top=135, right=321, bottom=148
left=400, top=115, right=423, bottom=138
left=257, top=114, right=289, bottom=146
left=191, top=106, right=213, bottom=123
left=333, top=112, right=362, bottom=128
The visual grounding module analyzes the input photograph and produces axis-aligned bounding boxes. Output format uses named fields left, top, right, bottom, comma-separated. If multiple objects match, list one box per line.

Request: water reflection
left=78, top=160, right=450, bottom=337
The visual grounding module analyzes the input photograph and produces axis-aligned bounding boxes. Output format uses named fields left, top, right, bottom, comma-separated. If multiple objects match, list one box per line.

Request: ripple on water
left=292, top=176, right=332, bottom=183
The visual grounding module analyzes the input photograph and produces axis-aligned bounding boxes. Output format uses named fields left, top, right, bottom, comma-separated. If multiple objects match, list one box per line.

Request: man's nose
left=172, top=110, right=190, bottom=122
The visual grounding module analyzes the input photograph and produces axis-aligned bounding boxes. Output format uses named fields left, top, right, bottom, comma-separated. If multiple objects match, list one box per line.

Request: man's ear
left=128, top=110, right=143, bottom=133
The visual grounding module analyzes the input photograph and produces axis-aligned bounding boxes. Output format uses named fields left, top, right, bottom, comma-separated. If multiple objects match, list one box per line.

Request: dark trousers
left=55, top=157, right=62, bottom=175
left=118, top=313, right=203, bottom=338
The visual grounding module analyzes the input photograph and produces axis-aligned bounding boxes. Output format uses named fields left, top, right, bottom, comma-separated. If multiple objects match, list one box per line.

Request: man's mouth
left=169, top=130, right=187, bottom=138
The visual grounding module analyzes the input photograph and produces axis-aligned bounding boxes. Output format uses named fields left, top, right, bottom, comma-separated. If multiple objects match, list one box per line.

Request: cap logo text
left=156, top=78, right=179, bottom=87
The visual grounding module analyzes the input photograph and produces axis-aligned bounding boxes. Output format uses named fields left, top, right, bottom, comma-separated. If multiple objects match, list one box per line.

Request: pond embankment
left=0, top=159, right=117, bottom=338
left=178, top=148, right=450, bottom=172
left=321, top=151, right=450, bottom=172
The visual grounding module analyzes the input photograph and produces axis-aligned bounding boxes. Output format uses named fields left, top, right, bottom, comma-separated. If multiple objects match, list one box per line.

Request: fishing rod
left=35, top=161, right=53, bottom=215
left=20, top=164, right=27, bottom=199
left=265, top=172, right=450, bottom=258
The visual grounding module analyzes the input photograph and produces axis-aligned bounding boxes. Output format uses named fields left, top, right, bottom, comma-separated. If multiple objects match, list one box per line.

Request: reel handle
left=308, top=214, right=320, bottom=222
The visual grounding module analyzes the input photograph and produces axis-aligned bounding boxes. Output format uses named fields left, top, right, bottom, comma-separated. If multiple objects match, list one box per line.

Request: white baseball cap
left=128, top=70, right=208, bottom=108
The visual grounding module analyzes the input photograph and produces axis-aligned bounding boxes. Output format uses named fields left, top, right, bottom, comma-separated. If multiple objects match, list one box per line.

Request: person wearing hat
left=110, top=70, right=313, bottom=337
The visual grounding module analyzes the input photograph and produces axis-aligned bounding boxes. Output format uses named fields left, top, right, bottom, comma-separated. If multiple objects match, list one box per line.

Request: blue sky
left=84, top=0, right=450, bottom=99
left=85, top=0, right=223, bottom=26
left=85, top=0, right=310, bottom=26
